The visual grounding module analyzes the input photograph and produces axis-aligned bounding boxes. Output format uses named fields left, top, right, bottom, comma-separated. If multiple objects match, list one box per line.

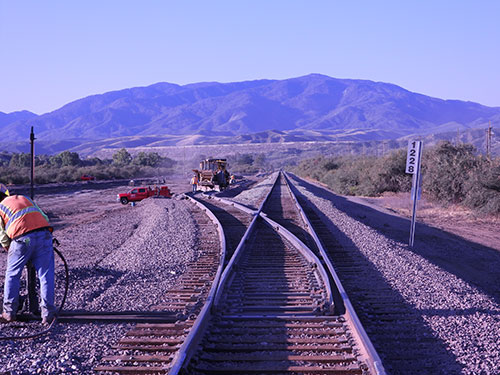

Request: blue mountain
left=2, top=74, right=499, bottom=143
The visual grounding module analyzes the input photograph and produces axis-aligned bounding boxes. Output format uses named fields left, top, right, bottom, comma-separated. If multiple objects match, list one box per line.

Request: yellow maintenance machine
left=192, top=158, right=230, bottom=192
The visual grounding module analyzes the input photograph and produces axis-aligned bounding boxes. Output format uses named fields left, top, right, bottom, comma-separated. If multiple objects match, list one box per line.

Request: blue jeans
left=3, top=230, right=55, bottom=318
left=192, top=184, right=197, bottom=193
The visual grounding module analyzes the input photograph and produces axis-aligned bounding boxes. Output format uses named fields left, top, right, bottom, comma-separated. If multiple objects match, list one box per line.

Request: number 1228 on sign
left=406, top=141, right=422, bottom=174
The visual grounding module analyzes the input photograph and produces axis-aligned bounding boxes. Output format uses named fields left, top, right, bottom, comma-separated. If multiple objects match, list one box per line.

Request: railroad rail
left=175, top=172, right=385, bottom=374
left=191, top=194, right=255, bottom=269
left=94, top=198, right=226, bottom=374
left=285, top=173, right=438, bottom=374
left=94, top=172, right=385, bottom=374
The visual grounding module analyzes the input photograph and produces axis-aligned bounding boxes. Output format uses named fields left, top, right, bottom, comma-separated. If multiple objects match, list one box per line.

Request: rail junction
left=94, top=171, right=385, bottom=375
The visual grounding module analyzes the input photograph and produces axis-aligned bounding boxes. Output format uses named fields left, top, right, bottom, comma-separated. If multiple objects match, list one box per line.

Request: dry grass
left=375, top=192, right=497, bottom=220
left=363, top=192, right=500, bottom=251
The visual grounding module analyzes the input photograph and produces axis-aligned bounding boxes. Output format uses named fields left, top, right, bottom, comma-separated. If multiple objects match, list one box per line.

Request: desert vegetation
left=228, top=153, right=267, bottom=174
left=293, top=141, right=500, bottom=215
left=0, top=148, right=175, bottom=185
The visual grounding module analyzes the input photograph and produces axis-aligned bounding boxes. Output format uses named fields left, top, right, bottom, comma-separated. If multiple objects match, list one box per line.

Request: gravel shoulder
left=0, top=179, right=200, bottom=374
left=3, top=173, right=498, bottom=374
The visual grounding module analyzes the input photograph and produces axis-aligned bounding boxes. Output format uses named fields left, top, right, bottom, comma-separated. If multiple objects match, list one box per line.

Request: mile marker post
left=405, top=140, right=423, bottom=247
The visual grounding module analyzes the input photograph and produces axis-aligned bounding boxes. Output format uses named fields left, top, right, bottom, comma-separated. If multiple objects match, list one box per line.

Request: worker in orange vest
left=190, top=174, right=198, bottom=194
left=0, top=183, right=55, bottom=324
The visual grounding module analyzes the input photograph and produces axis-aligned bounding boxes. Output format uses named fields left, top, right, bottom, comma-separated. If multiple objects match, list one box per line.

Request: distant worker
left=0, top=183, right=55, bottom=324
left=216, top=168, right=225, bottom=190
left=190, top=174, right=198, bottom=194
left=230, top=174, right=236, bottom=185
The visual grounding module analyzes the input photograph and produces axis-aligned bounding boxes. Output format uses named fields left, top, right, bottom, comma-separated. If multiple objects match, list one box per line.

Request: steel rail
left=182, top=172, right=368, bottom=374
left=212, top=171, right=281, bottom=310
left=169, top=172, right=281, bottom=374
left=256, top=171, right=281, bottom=213
left=210, top=171, right=335, bottom=314
left=167, top=194, right=227, bottom=375
left=200, top=194, right=257, bottom=215
left=282, top=171, right=387, bottom=375
left=259, top=214, right=334, bottom=313
left=174, top=171, right=384, bottom=374
left=199, top=171, right=279, bottom=215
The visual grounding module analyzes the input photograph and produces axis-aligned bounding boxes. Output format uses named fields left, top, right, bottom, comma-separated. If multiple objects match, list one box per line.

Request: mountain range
left=1, top=74, right=499, bottom=154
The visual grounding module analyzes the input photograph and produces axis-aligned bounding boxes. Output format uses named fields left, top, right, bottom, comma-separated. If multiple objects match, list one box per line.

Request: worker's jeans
left=3, top=230, right=55, bottom=318
left=192, top=184, right=197, bottom=193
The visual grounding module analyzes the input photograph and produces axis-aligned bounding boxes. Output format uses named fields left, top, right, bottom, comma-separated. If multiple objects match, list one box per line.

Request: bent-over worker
left=0, top=183, right=55, bottom=324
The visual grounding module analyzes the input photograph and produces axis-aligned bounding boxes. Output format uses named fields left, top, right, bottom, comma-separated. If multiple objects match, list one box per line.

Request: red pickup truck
left=117, top=186, right=172, bottom=205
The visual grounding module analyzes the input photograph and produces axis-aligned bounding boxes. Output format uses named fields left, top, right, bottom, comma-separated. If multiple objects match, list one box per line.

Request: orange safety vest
left=0, top=195, right=50, bottom=240
left=191, top=176, right=198, bottom=185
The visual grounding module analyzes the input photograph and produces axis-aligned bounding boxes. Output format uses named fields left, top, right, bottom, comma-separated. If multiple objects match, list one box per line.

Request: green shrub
left=422, top=142, right=479, bottom=204
left=112, top=148, right=132, bottom=165
left=293, top=142, right=499, bottom=215
left=0, top=150, right=177, bottom=185
left=9, top=153, right=31, bottom=168
left=462, top=159, right=500, bottom=214
left=49, top=151, right=81, bottom=167
left=0, top=166, right=30, bottom=184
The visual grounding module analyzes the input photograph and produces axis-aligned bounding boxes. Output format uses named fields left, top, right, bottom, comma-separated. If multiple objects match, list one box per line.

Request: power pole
left=28, top=126, right=40, bottom=315
left=30, top=127, right=35, bottom=200
left=486, top=121, right=492, bottom=160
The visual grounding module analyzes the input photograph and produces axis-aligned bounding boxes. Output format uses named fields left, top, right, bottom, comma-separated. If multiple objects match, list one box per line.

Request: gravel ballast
left=0, top=197, right=199, bottom=374
left=2, top=173, right=498, bottom=374
left=288, top=173, right=500, bottom=375
left=226, top=172, right=278, bottom=209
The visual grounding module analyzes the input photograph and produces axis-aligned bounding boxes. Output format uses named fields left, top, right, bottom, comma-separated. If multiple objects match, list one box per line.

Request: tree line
left=0, top=148, right=175, bottom=184
left=229, top=152, right=267, bottom=173
left=293, top=141, right=500, bottom=215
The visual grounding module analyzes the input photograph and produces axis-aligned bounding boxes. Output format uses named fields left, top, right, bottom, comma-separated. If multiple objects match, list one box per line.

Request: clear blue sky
left=1, top=1, right=499, bottom=114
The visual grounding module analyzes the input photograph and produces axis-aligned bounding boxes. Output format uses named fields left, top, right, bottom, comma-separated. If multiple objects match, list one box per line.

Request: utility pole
left=486, top=121, right=493, bottom=160
left=28, top=126, right=40, bottom=315
left=30, top=127, right=35, bottom=200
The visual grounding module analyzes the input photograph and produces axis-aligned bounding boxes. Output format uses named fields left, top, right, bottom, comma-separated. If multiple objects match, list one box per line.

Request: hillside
left=0, top=110, right=37, bottom=126
left=2, top=74, right=499, bottom=145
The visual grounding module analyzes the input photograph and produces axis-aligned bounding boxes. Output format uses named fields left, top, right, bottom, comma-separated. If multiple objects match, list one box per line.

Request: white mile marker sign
left=406, top=140, right=423, bottom=246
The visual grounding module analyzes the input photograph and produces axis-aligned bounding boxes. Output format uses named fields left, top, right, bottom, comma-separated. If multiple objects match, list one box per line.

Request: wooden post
left=27, top=126, right=40, bottom=315
left=486, top=121, right=492, bottom=160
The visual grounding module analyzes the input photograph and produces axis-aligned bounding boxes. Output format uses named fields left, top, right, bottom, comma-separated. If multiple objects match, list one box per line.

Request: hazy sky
left=1, top=1, right=499, bottom=114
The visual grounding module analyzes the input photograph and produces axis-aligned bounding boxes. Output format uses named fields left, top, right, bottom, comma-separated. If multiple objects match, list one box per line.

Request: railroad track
left=192, top=194, right=256, bottom=268
left=95, top=172, right=385, bottom=374
left=94, top=199, right=226, bottom=374
left=174, top=172, right=384, bottom=374
left=94, top=178, right=273, bottom=374
left=285, top=173, right=447, bottom=375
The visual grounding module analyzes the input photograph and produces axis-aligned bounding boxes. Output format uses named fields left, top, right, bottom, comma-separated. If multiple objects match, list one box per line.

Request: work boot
left=1, top=312, right=15, bottom=322
left=42, top=315, right=55, bottom=325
